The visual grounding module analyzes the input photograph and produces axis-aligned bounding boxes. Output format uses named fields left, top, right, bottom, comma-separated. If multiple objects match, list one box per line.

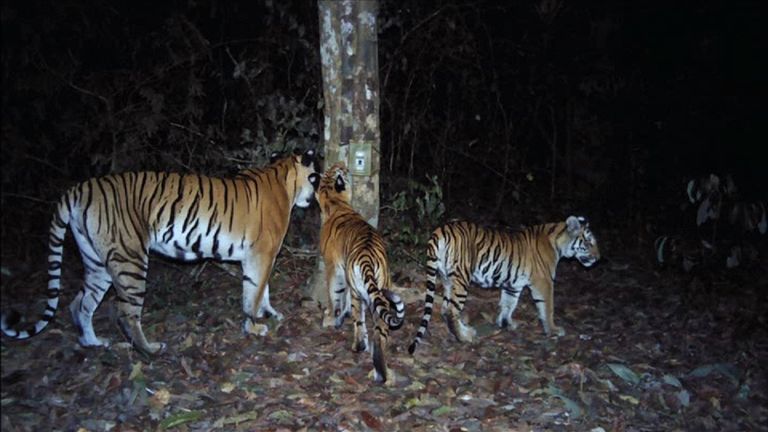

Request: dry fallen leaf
left=148, top=388, right=171, bottom=410
left=360, top=410, right=382, bottom=430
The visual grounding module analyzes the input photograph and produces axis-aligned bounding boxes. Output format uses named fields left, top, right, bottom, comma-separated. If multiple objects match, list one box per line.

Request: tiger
left=308, top=163, right=405, bottom=385
left=1, top=149, right=318, bottom=355
left=408, top=216, right=600, bottom=355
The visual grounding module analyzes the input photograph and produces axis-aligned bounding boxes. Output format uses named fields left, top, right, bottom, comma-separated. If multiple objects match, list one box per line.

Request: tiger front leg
left=531, top=279, right=565, bottom=337
left=351, top=295, right=368, bottom=352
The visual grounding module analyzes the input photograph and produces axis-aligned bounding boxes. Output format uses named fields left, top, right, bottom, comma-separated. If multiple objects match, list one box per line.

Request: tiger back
left=408, top=216, right=600, bottom=355
left=1, top=149, right=318, bottom=355
left=309, top=163, right=405, bottom=385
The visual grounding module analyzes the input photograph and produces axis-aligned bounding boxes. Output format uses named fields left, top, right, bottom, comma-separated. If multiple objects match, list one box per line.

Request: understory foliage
left=386, top=175, right=445, bottom=246
left=1, top=1, right=320, bottom=261
left=655, top=174, right=766, bottom=272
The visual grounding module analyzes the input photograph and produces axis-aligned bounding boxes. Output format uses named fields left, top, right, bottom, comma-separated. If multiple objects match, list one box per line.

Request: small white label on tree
left=349, top=141, right=372, bottom=175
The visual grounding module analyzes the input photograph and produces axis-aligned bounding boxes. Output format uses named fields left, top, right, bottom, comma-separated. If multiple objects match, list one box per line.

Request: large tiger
left=1, top=149, right=318, bottom=355
left=408, top=216, right=600, bottom=355
left=308, top=163, right=405, bottom=384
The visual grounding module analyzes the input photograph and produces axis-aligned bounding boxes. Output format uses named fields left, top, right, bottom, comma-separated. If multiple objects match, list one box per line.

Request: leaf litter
left=1, top=236, right=767, bottom=431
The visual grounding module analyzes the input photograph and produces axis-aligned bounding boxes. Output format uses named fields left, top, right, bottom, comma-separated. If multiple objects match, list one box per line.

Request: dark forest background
left=1, top=0, right=765, bottom=277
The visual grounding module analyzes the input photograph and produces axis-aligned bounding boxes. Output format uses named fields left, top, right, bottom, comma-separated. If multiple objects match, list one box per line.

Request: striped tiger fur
left=308, top=163, right=405, bottom=384
left=1, top=149, right=318, bottom=355
left=408, top=216, right=600, bottom=354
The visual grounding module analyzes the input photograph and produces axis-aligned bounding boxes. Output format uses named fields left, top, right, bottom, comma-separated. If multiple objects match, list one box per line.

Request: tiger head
left=309, top=162, right=351, bottom=213
left=561, top=216, right=600, bottom=267
left=271, top=148, right=319, bottom=208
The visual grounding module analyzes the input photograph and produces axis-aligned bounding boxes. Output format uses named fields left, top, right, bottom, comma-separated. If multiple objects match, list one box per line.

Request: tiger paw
left=321, top=313, right=337, bottom=328
left=461, top=326, right=477, bottom=342
left=144, top=342, right=167, bottom=355
left=496, top=316, right=519, bottom=330
left=79, top=335, right=111, bottom=348
left=257, top=306, right=284, bottom=321
left=243, top=319, right=269, bottom=336
left=334, top=313, right=349, bottom=329
left=456, top=321, right=477, bottom=342
left=352, top=339, right=369, bottom=353
left=133, top=341, right=166, bottom=356
left=368, top=367, right=396, bottom=386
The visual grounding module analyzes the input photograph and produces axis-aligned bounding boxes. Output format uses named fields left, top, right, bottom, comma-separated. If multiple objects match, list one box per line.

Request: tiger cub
left=309, top=163, right=405, bottom=384
left=408, top=216, right=600, bottom=354
left=1, top=149, right=318, bottom=355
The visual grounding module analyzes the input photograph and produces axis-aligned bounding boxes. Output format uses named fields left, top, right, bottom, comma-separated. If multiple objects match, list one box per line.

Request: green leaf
left=404, top=395, right=440, bottom=410
left=159, top=410, right=203, bottom=429
left=431, top=405, right=452, bottom=416
left=606, top=363, right=640, bottom=385
left=212, top=411, right=260, bottom=428
left=687, top=363, right=740, bottom=385
left=474, top=322, right=498, bottom=337
left=546, top=384, right=582, bottom=419
left=405, top=381, right=425, bottom=392
left=662, top=374, right=682, bottom=388
left=266, top=409, right=293, bottom=424
left=128, top=361, right=145, bottom=382
left=737, top=383, right=750, bottom=400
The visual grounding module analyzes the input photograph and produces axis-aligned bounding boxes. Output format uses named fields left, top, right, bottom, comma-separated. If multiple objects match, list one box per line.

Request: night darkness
left=1, top=1, right=766, bottom=430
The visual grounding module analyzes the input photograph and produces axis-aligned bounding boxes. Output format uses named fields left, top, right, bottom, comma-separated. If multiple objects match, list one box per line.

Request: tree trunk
left=304, top=0, right=381, bottom=308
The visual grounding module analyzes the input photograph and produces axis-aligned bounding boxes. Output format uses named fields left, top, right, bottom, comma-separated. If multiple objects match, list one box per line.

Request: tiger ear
left=309, top=173, right=321, bottom=191
left=301, top=148, right=316, bottom=167
left=566, top=215, right=582, bottom=236
left=578, top=216, right=589, bottom=229
left=269, top=152, right=281, bottom=164
left=334, top=173, right=346, bottom=193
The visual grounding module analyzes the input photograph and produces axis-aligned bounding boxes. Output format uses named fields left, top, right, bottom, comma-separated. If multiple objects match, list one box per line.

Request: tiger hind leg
left=255, top=283, right=284, bottom=321
left=111, top=257, right=165, bottom=355
left=69, top=266, right=112, bottom=348
left=444, top=276, right=476, bottom=343
left=321, top=265, right=349, bottom=328
left=351, top=294, right=368, bottom=352
left=496, top=286, right=523, bottom=330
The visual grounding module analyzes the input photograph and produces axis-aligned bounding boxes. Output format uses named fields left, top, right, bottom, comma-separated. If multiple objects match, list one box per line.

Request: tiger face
left=309, top=162, right=351, bottom=209
left=562, top=216, right=601, bottom=267
left=288, top=149, right=320, bottom=208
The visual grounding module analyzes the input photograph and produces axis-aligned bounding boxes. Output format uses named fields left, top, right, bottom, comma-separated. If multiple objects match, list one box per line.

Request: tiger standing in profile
left=1, top=149, right=318, bottom=355
left=408, top=216, right=600, bottom=355
left=309, top=163, right=405, bottom=385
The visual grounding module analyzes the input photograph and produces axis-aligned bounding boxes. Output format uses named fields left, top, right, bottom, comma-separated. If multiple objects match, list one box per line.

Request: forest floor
left=1, top=225, right=767, bottom=432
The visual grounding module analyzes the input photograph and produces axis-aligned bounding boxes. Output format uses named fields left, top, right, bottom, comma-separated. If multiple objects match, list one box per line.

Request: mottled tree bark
left=305, top=0, right=381, bottom=308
